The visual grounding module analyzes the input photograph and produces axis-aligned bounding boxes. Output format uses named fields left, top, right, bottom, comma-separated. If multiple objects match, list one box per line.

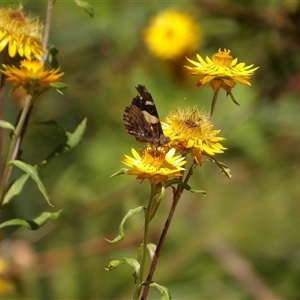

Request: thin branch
left=210, top=89, right=220, bottom=116
left=42, top=0, right=55, bottom=61
left=0, top=72, right=5, bottom=181
left=141, top=160, right=198, bottom=299
left=0, top=93, right=34, bottom=209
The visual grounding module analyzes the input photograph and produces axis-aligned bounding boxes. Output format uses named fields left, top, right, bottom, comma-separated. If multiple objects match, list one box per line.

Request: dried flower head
left=0, top=5, right=44, bottom=60
left=144, top=9, right=201, bottom=60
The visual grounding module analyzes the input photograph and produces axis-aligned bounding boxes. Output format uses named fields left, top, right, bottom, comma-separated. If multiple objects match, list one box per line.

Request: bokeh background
left=1, top=1, right=300, bottom=299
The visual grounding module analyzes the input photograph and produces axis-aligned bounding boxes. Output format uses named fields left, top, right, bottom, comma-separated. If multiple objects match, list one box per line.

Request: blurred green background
left=1, top=0, right=300, bottom=299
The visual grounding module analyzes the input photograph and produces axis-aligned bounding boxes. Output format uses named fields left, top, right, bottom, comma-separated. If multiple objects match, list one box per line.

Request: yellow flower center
left=212, top=49, right=233, bottom=67
left=184, top=117, right=202, bottom=129
left=20, top=60, right=44, bottom=73
left=143, top=149, right=165, bottom=168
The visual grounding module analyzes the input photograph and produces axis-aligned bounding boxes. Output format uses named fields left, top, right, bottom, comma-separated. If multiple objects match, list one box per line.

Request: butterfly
left=123, top=85, right=170, bottom=146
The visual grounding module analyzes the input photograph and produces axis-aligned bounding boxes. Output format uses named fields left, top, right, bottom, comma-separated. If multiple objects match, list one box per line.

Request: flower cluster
left=0, top=5, right=64, bottom=94
left=122, top=47, right=258, bottom=183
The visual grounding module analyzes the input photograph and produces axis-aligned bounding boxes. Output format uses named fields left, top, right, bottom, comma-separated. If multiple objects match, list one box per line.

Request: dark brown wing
left=123, top=85, right=170, bottom=146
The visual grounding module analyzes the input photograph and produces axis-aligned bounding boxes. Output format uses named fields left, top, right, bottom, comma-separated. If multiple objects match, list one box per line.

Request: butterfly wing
left=123, top=85, right=169, bottom=146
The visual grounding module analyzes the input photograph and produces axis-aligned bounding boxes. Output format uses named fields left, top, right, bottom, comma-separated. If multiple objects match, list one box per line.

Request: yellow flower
left=162, top=108, right=226, bottom=165
left=144, top=9, right=201, bottom=60
left=0, top=6, right=44, bottom=60
left=185, top=48, right=259, bottom=94
left=122, top=146, right=186, bottom=182
left=1, top=60, right=64, bottom=91
left=0, top=258, right=13, bottom=294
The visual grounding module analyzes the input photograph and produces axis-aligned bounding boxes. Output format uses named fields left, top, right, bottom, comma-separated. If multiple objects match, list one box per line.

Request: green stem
left=0, top=72, right=5, bottom=184
left=0, top=92, right=34, bottom=210
left=210, top=89, right=220, bottom=116
left=141, top=159, right=197, bottom=300
left=133, top=182, right=157, bottom=300
left=0, top=49, right=9, bottom=188
left=42, top=0, right=55, bottom=60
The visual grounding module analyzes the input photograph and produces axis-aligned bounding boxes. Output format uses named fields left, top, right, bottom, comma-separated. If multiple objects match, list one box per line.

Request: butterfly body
left=124, top=85, right=170, bottom=146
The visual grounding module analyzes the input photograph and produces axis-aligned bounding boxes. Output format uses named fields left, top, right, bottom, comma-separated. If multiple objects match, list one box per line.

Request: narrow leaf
left=124, top=258, right=140, bottom=274
left=37, top=118, right=87, bottom=169
left=105, top=259, right=123, bottom=271
left=10, top=160, right=52, bottom=207
left=47, top=44, right=59, bottom=69
left=105, top=206, right=145, bottom=243
left=65, top=118, right=87, bottom=148
left=0, top=210, right=62, bottom=230
left=49, top=82, right=69, bottom=90
left=109, top=168, right=128, bottom=178
left=0, top=120, right=15, bottom=132
left=3, top=174, right=29, bottom=206
left=189, top=188, right=207, bottom=195
left=147, top=243, right=157, bottom=261
left=166, top=179, right=206, bottom=195
left=73, top=0, right=94, bottom=17
left=105, top=258, right=140, bottom=274
left=149, top=182, right=165, bottom=221
left=217, top=161, right=232, bottom=179
left=49, top=82, right=69, bottom=94
left=141, top=282, right=171, bottom=300
left=207, top=156, right=232, bottom=179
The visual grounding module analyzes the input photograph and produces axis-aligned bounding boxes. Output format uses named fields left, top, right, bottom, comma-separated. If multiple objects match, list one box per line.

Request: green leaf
left=3, top=174, right=29, bottom=206
left=166, top=179, right=206, bottom=196
left=37, top=118, right=87, bottom=169
left=0, top=210, right=62, bottom=230
left=141, top=282, right=171, bottom=300
left=65, top=118, right=87, bottom=148
left=189, top=188, right=207, bottom=195
left=147, top=243, right=156, bottom=261
left=105, top=206, right=145, bottom=243
left=105, top=258, right=140, bottom=274
left=207, top=156, right=232, bottom=179
left=9, top=160, right=52, bottom=207
left=74, top=0, right=94, bottom=17
left=217, top=161, right=232, bottom=179
left=109, top=168, right=129, bottom=178
left=49, top=82, right=69, bottom=95
left=0, top=120, right=15, bottom=132
left=149, top=182, right=165, bottom=221
left=47, top=44, right=59, bottom=69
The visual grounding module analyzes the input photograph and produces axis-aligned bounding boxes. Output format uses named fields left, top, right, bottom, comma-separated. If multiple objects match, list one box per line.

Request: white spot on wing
left=142, top=111, right=158, bottom=123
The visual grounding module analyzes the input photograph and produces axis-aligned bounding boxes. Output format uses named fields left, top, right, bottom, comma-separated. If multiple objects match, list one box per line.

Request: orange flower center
left=212, top=49, right=233, bottom=67
left=143, top=149, right=165, bottom=168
